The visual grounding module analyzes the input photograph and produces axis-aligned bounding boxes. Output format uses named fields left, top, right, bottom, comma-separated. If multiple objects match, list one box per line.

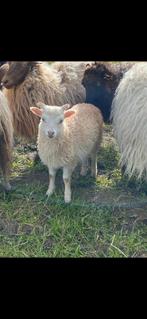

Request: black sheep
left=82, top=62, right=135, bottom=123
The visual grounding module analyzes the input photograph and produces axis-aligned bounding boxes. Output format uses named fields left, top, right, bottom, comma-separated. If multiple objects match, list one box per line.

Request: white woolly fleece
left=111, top=62, right=147, bottom=178
left=37, top=103, right=103, bottom=170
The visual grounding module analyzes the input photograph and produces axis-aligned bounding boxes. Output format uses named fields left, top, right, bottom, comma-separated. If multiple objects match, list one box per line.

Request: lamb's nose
left=48, top=130, right=54, bottom=138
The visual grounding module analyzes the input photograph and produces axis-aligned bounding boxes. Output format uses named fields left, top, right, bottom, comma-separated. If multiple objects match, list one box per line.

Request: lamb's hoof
left=46, top=189, right=54, bottom=197
left=64, top=196, right=71, bottom=204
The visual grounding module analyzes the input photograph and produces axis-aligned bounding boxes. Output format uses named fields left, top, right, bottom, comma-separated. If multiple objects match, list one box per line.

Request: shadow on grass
left=1, top=141, right=147, bottom=209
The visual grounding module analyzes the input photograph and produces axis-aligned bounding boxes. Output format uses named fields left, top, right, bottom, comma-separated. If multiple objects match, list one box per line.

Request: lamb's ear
left=62, top=104, right=71, bottom=111
left=30, top=107, right=43, bottom=117
left=36, top=102, right=46, bottom=109
left=64, top=110, right=75, bottom=118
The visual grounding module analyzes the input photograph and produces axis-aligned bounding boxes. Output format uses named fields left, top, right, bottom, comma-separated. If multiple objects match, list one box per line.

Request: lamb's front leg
left=46, top=167, right=57, bottom=197
left=63, top=166, right=73, bottom=203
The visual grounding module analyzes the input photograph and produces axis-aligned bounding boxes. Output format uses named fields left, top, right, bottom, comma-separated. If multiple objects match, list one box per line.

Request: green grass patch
left=0, top=125, right=147, bottom=257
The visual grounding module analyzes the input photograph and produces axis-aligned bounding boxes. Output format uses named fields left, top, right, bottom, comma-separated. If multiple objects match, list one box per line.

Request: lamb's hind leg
left=90, top=150, right=97, bottom=178
left=80, top=158, right=89, bottom=176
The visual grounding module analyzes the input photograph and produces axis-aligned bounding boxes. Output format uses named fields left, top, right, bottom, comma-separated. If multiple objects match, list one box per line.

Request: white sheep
left=30, top=102, right=103, bottom=203
left=0, top=91, right=13, bottom=190
left=111, top=62, right=147, bottom=178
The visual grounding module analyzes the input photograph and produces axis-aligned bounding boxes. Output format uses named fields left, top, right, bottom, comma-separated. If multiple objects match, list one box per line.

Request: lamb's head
left=2, top=61, right=39, bottom=89
left=30, top=102, right=74, bottom=139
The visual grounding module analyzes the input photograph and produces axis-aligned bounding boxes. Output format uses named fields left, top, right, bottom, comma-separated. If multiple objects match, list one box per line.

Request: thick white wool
left=0, top=91, right=13, bottom=145
left=111, top=62, right=147, bottom=178
left=37, top=103, right=103, bottom=170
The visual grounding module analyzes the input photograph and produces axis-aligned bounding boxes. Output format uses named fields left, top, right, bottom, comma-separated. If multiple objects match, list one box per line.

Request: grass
left=0, top=125, right=147, bottom=257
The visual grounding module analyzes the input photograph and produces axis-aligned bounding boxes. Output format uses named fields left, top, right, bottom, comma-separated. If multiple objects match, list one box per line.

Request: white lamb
left=30, top=102, right=103, bottom=203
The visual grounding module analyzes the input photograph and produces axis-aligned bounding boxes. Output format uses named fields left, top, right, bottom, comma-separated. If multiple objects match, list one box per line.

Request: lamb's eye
left=42, top=118, right=45, bottom=122
left=59, top=119, right=63, bottom=124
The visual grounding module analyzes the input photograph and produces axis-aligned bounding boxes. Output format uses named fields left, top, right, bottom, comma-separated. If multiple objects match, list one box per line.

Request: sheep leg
left=90, top=151, right=97, bottom=178
left=80, top=158, right=89, bottom=176
left=2, top=175, right=11, bottom=191
left=0, top=138, right=11, bottom=191
left=63, top=167, right=73, bottom=203
left=46, top=167, right=57, bottom=197
left=1, top=165, right=11, bottom=191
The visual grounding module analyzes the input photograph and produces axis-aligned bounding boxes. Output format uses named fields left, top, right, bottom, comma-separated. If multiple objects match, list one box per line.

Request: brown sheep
left=1, top=61, right=87, bottom=142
